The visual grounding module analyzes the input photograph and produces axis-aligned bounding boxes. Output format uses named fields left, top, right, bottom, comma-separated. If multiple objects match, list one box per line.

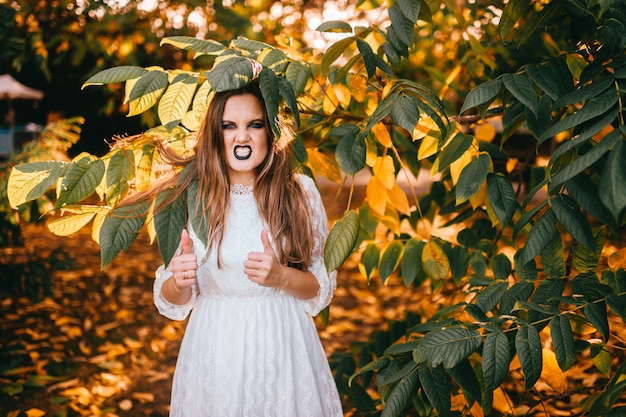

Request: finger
left=261, top=229, right=274, bottom=255
left=181, top=229, right=193, bottom=254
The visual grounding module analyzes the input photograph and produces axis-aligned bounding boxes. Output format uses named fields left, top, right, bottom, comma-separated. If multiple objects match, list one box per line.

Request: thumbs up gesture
left=171, top=229, right=198, bottom=291
left=244, top=229, right=285, bottom=288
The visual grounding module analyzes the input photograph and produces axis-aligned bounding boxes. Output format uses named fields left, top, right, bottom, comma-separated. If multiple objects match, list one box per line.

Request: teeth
left=234, top=145, right=252, bottom=160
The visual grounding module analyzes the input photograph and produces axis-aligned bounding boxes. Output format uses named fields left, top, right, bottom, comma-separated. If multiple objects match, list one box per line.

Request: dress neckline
left=230, top=184, right=253, bottom=195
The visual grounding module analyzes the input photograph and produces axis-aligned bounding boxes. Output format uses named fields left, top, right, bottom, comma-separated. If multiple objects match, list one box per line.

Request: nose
left=235, top=127, right=248, bottom=142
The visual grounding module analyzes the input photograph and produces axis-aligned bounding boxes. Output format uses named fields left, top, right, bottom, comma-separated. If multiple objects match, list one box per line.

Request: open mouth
left=234, top=145, right=252, bottom=160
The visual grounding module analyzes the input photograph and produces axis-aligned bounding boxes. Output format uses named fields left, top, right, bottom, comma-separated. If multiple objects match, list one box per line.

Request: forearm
left=161, top=276, right=193, bottom=305
left=279, top=267, right=320, bottom=300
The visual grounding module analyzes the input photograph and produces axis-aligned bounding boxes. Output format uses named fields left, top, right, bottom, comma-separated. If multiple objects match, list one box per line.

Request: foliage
left=6, top=0, right=626, bottom=416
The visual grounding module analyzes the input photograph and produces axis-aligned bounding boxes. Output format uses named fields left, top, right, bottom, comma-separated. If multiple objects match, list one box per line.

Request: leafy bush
left=6, top=0, right=626, bottom=415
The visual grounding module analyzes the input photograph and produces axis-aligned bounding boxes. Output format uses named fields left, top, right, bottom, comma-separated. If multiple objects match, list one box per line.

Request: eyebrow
left=221, top=118, right=265, bottom=124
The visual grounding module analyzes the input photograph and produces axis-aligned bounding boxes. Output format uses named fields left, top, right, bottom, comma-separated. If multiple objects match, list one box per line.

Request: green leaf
left=502, top=73, right=539, bottom=117
left=389, top=4, right=415, bottom=47
left=551, top=193, right=595, bottom=250
left=82, top=66, right=148, bottom=88
left=455, top=153, right=490, bottom=204
left=381, top=368, right=419, bottom=417
left=55, top=156, right=105, bottom=209
left=278, top=75, right=300, bottom=126
left=446, top=359, right=481, bottom=406
left=106, top=149, right=135, bottom=206
left=550, top=315, right=576, bottom=371
left=161, top=36, right=226, bottom=54
left=259, top=48, right=289, bottom=74
left=230, top=38, right=274, bottom=52
left=258, top=67, right=281, bottom=137
left=599, top=138, right=626, bottom=220
left=349, top=357, right=390, bottom=386
left=475, top=282, right=508, bottom=313
left=413, top=327, right=482, bottom=369
left=540, top=88, right=618, bottom=142
left=553, top=75, right=614, bottom=109
left=525, top=58, right=573, bottom=101
left=315, top=20, right=353, bottom=33
left=435, top=133, right=472, bottom=173
left=99, top=200, right=151, bottom=268
left=585, top=301, right=609, bottom=340
left=334, top=124, right=366, bottom=175
left=487, top=173, right=518, bottom=227
left=500, top=281, right=534, bottom=314
left=158, top=72, right=198, bottom=131
left=499, top=0, right=530, bottom=39
left=285, top=61, right=311, bottom=97
left=541, top=231, right=565, bottom=279
left=549, top=128, right=622, bottom=190
left=515, top=324, right=542, bottom=389
left=321, top=36, right=356, bottom=78
left=187, top=181, right=208, bottom=249
left=380, top=240, right=404, bottom=285
left=565, top=174, right=617, bottom=231
left=390, top=92, right=420, bottom=134
left=483, top=331, right=511, bottom=391
left=7, top=161, right=68, bottom=208
left=324, top=210, right=360, bottom=272
left=493, top=253, right=512, bottom=280
left=400, top=238, right=424, bottom=286
left=459, top=78, right=503, bottom=114
left=418, top=365, right=450, bottom=417
left=396, top=0, right=422, bottom=22
left=207, top=55, right=254, bottom=92
left=128, top=70, right=168, bottom=116
left=573, top=228, right=605, bottom=273
left=154, top=189, right=187, bottom=267
left=360, top=243, right=380, bottom=283
left=518, top=209, right=557, bottom=265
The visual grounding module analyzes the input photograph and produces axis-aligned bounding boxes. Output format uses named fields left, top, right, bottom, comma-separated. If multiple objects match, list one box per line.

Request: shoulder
left=295, top=173, right=315, bottom=190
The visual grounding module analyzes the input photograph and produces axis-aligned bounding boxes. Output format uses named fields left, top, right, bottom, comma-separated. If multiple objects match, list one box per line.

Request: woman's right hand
left=169, top=229, right=198, bottom=292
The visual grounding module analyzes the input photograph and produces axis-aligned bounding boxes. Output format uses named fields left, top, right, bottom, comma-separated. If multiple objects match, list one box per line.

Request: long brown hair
left=120, top=82, right=313, bottom=270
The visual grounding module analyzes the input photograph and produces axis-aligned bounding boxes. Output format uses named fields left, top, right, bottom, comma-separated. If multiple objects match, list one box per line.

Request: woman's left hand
left=244, top=229, right=286, bottom=289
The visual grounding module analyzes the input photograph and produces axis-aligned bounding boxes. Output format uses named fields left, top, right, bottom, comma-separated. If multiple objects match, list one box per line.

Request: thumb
left=261, top=229, right=274, bottom=255
left=181, top=229, right=193, bottom=254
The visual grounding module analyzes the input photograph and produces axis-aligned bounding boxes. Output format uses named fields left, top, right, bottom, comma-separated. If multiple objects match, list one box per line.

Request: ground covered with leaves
left=2, top=206, right=626, bottom=416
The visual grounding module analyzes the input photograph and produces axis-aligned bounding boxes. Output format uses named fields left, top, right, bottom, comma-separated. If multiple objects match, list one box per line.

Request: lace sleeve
left=153, top=242, right=198, bottom=321
left=296, top=174, right=337, bottom=316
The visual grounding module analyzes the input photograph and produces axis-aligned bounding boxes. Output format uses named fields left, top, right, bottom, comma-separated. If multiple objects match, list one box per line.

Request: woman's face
left=221, top=93, right=270, bottom=185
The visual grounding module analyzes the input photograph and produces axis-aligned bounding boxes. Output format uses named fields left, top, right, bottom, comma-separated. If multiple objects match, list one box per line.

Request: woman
left=152, top=81, right=343, bottom=416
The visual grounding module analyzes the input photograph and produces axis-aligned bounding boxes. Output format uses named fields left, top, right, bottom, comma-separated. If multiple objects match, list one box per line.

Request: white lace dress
left=153, top=174, right=343, bottom=417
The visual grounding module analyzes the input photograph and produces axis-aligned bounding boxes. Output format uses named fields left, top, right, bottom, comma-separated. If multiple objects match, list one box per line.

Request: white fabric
left=154, top=174, right=343, bottom=416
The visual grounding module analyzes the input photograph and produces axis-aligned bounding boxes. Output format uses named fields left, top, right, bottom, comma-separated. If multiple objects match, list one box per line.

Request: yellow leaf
left=608, top=248, right=626, bottom=269
left=474, top=122, right=496, bottom=142
left=91, top=210, right=107, bottom=245
left=334, top=83, right=352, bottom=108
left=449, top=139, right=479, bottom=185
left=132, top=392, right=155, bottom=403
left=349, top=73, right=367, bottom=102
left=322, top=84, right=339, bottom=114
left=422, top=240, right=450, bottom=280
left=308, top=148, right=342, bottom=182
left=506, top=157, right=518, bottom=174
left=25, top=409, right=46, bottom=417
left=387, top=183, right=410, bottom=215
left=469, top=181, right=487, bottom=209
left=365, top=135, right=378, bottom=167
left=92, top=384, right=117, bottom=397
left=48, top=212, right=96, bottom=236
left=418, top=134, right=438, bottom=160
left=373, top=155, right=395, bottom=189
left=540, top=348, right=568, bottom=393
left=372, top=122, right=392, bottom=148
left=366, top=176, right=388, bottom=215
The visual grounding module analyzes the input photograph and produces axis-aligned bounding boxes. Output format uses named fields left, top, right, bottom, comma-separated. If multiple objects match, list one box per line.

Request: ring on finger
left=183, top=271, right=189, bottom=279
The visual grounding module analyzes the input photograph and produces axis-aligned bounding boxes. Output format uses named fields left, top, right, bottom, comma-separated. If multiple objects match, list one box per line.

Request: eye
left=222, top=122, right=236, bottom=129
left=249, top=121, right=265, bottom=129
